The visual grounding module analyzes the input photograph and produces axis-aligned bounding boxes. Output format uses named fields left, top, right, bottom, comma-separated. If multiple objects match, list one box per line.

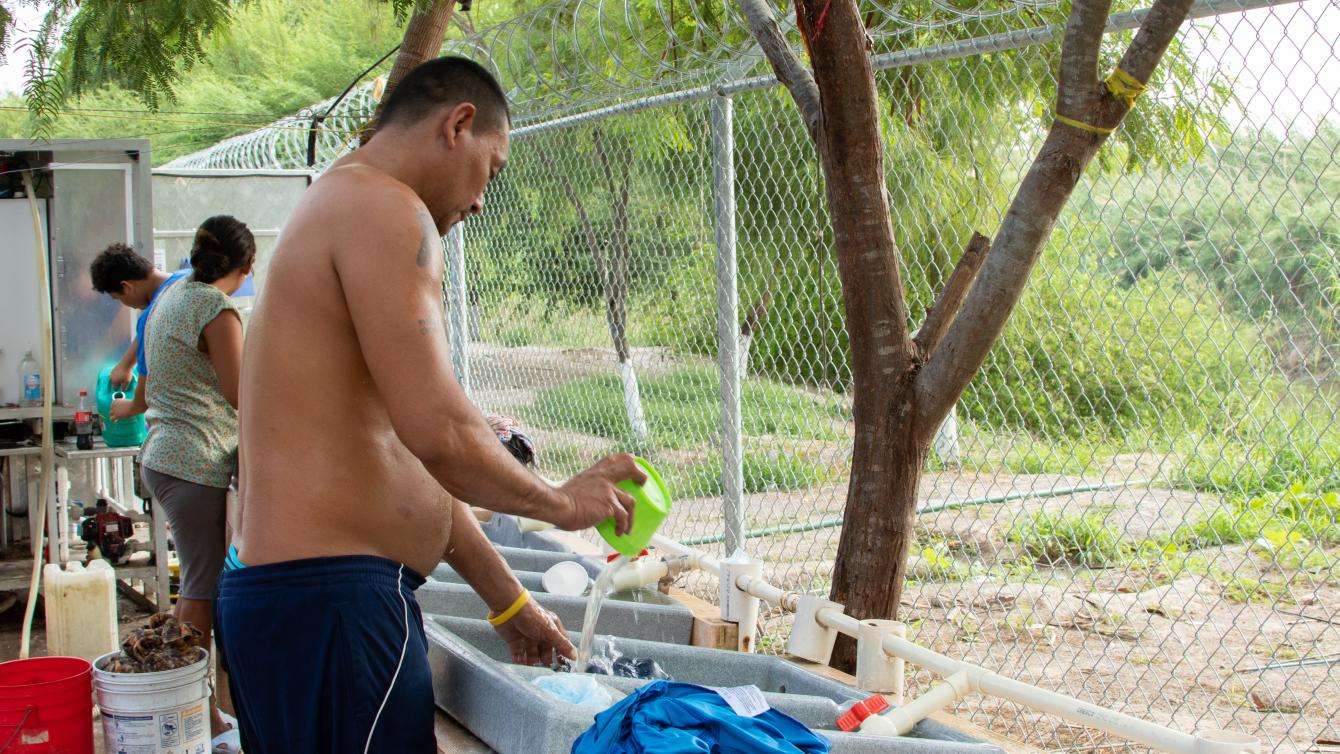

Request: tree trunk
left=739, top=290, right=771, bottom=375
left=362, top=0, right=456, bottom=144
left=795, top=0, right=923, bottom=672
left=595, top=130, right=635, bottom=366
left=739, top=0, right=1195, bottom=673
left=828, top=389, right=925, bottom=668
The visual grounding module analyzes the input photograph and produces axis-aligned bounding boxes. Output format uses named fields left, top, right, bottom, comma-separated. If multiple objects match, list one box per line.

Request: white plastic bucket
left=542, top=560, right=591, bottom=596
left=93, top=650, right=211, bottom=754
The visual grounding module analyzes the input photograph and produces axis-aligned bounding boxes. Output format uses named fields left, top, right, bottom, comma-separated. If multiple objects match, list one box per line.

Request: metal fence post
left=711, top=92, right=745, bottom=556
left=445, top=225, right=472, bottom=395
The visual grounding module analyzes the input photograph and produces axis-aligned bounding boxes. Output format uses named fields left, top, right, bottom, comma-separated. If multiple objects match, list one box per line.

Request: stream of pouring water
left=575, top=555, right=628, bottom=670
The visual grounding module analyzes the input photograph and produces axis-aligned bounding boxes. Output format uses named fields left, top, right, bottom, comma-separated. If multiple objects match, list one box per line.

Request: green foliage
left=523, top=366, right=846, bottom=452
left=1094, top=126, right=1340, bottom=377
left=1, top=0, right=405, bottom=162
left=3, top=0, right=435, bottom=129
left=467, top=115, right=711, bottom=315
left=1007, top=510, right=1129, bottom=568
left=909, top=539, right=971, bottom=581
left=1174, top=387, right=1339, bottom=495
left=1172, top=485, right=1340, bottom=549
left=58, top=1, right=236, bottom=110
left=669, top=451, right=837, bottom=499
left=962, top=267, right=1265, bottom=439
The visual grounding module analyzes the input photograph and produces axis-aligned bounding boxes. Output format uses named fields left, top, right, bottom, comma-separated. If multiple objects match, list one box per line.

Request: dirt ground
left=666, top=479, right=1339, bottom=754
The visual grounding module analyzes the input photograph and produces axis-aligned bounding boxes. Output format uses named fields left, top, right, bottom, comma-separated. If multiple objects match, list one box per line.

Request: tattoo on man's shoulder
left=416, top=315, right=449, bottom=337
left=416, top=208, right=441, bottom=268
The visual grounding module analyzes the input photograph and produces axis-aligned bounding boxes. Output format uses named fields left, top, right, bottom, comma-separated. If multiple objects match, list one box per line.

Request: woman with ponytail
left=140, top=214, right=254, bottom=752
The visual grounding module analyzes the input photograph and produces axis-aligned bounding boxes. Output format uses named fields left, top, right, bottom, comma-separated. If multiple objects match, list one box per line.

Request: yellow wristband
left=487, top=589, right=531, bottom=627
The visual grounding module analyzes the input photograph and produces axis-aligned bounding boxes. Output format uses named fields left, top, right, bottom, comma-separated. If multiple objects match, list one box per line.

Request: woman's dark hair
left=190, top=215, right=256, bottom=284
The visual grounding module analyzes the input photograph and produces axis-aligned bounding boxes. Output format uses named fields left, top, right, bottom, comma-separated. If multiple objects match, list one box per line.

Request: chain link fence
left=167, top=0, right=1337, bottom=750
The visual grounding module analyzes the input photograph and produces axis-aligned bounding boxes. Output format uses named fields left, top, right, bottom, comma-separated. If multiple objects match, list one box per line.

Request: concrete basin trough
left=427, top=615, right=1004, bottom=754
left=417, top=579, right=694, bottom=645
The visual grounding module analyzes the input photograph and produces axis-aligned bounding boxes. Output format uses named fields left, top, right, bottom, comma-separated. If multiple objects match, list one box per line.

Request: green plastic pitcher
left=596, top=457, right=672, bottom=557
left=97, top=365, right=147, bottom=448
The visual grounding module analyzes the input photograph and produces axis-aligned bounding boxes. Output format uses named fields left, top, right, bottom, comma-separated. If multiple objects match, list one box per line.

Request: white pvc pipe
left=817, top=606, right=1209, bottom=753
left=56, top=466, right=69, bottom=564
left=652, top=534, right=721, bottom=575
left=886, top=671, right=973, bottom=736
left=648, top=533, right=1259, bottom=754
left=19, top=171, right=55, bottom=660
left=609, top=557, right=669, bottom=591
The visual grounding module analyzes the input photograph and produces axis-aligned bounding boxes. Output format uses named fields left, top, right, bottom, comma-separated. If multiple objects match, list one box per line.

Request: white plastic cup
left=542, top=561, right=591, bottom=597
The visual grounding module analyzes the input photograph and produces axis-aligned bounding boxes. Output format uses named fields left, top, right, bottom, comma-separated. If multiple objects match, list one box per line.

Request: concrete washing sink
left=426, top=615, right=1004, bottom=754
left=425, top=514, right=1002, bottom=753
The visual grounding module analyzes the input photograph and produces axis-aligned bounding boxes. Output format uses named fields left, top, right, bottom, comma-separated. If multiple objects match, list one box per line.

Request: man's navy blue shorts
left=215, top=555, right=435, bottom=754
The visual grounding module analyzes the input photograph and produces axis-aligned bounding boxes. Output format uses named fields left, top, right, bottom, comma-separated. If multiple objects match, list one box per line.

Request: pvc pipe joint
left=609, top=557, right=669, bottom=591
left=885, top=671, right=973, bottom=736
left=788, top=595, right=844, bottom=664
left=856, top=620, right=905, bottom=701
left=719, top=557, right=762, bottom=652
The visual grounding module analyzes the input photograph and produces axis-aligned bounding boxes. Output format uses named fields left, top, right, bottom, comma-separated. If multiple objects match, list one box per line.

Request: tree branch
left=538, top=144, right=608, bottom=296
left=912, top=0, right=1195, bottom=435
left=738, top=0, right=822, bottom=144
left=913, top=232, right=990, bottom=358
left=1057, top=0, right=1114, bottom=116
left=1117, top=0, right=1196, bottom=85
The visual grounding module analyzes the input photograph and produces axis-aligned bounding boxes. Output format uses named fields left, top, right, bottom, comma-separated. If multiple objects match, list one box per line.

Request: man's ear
left=441, top=102, right=478, bottom=148
left=120, top=280, right=136, bottom=298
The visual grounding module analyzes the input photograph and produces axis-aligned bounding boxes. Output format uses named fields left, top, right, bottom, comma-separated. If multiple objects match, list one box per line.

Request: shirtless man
left=217, top=57, right=643, bottom=754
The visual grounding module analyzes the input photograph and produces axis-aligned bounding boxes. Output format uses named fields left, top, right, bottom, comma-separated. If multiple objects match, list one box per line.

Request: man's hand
left=109, top=399, right=138, bottom=422
left=494, top=601, right=574, bottom=666
left=110, top=363, right=133, bottom=389
left=550, top=454, right=646, bottom=535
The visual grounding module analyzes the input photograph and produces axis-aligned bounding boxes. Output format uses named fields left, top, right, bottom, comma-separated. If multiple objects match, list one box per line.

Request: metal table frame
left=1, top=440, right=173, bottom=607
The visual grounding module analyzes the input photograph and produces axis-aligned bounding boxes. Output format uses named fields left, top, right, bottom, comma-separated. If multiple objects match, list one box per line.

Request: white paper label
left=104, top=712, right=158, bottom=754
left=710, top=685, right=770, bottom=717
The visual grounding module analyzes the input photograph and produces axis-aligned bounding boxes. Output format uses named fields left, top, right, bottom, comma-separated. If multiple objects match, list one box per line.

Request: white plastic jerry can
left=43, top=560, right=119, bottom=661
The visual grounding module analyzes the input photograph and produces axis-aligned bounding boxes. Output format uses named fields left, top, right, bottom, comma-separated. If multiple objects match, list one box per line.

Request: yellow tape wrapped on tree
left=1054, top=67, right=1148, bottom=135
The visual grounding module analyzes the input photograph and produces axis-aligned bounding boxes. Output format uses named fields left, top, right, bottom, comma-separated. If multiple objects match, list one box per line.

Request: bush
left=961, top=269, right=1266, bottom=439
left=1174, top=390, right=1339, bottom=496
left=1007, top=510, right=1129, bottom=568
left=1172, top=485, right=1340, bottom=549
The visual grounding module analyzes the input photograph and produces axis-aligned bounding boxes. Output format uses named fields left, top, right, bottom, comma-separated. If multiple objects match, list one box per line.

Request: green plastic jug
left=96, top=365, right=147, bottom=448
left=596, top=457, right=672, bottom=557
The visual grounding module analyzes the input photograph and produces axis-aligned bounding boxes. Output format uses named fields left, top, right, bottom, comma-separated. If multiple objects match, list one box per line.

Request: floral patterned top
left=141, top=281, right=239, bottom=488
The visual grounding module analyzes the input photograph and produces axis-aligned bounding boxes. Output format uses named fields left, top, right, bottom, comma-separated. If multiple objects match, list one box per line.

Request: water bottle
left=19, top=350, right=41, bottom=406
left=76, top=388, right=94, bottom=450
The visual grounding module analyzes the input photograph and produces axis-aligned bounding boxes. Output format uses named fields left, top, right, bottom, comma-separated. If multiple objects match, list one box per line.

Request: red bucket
left=0, top=657, right=93, bottom=754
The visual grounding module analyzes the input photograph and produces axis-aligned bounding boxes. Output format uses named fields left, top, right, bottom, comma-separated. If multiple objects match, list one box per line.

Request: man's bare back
left=237, top=152, right=642, bottom=579
left=220, top=58, right=646, bottom=754
left=237, top=164, right=457, bottom=576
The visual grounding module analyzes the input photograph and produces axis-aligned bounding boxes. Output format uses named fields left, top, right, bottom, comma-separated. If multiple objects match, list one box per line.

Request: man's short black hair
left=90, top=243, right=153, bottom=294
left=375, top=56, right=510, bottom=133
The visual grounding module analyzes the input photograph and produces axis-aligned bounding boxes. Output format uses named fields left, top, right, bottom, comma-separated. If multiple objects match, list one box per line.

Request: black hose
left=307, top=43, right=402, bottom=167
